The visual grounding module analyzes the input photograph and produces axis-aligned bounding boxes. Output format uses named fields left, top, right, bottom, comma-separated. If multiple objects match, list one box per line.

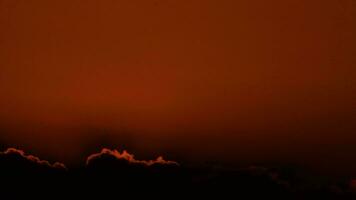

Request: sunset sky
left=0, top=0, right=355, bottom=175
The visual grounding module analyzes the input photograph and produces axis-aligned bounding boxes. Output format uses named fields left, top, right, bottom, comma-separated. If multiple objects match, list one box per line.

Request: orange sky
left=0, top=0, right=355, bottom=173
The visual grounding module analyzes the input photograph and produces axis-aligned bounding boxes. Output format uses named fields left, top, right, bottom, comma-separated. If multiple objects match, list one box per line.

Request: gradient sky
left=0, top=0, right=355, bottom=174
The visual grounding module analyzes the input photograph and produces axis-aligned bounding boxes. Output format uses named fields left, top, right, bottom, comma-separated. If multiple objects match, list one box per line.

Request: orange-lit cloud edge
left=1, top=148, right=67, bottom=170
left=0, top=147, right=178, bottom=169
left=2, top=147, right=356, bottom=196
left=86, top=148, right=178, bottom=166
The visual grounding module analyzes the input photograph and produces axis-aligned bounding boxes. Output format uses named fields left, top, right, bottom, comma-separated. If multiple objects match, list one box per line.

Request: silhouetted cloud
left=0, top=147, right=354, bottom=199
left=0, top=148, right=66, bottom=170
left=86, top=148, right=178, bottom=166
left=350, top=180, right=356, bottom=193
left=245, top=166, right=291, bottom=189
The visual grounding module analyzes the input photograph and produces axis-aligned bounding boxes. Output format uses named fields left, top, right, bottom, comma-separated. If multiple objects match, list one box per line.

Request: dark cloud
left=0, top=148, right=68, bottom=198
left=0, top=148, right=67, bottom=169
left=86, top=148, right=178, bottom=166
left=0, top=147, right=354, bottom=199
left=350, top=180, right=356, bottom=194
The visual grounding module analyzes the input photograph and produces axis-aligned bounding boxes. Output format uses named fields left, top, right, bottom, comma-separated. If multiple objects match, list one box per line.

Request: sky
left=0, top=0, right=355, bottom=174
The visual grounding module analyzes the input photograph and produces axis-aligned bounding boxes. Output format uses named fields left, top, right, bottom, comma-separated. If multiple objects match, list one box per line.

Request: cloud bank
left=0, top=147, right=355, bottom=199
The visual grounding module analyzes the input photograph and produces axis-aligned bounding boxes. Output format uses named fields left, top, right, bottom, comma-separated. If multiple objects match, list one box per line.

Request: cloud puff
left=0, top=148, right=67, bottom=170
left=350, top=180, right=356, bottom=193
left=245, top=166, right=291, bottom=188
left=86, top=148, right=178, bottom=166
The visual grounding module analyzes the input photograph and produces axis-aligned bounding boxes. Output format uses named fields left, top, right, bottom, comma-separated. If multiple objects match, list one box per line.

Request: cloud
left=350, top=180, right=356, bottom=193
left=86, top=148, right=178, bottom=166
left=0, top=147, right=354, bottom=199
left=244, top=166, right=291, bottom=189
left=0, top=148, right=67, bottom=170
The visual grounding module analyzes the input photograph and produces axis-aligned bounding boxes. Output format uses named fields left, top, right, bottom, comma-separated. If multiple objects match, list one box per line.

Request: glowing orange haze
left=0, top=0, right=355, bottom=174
